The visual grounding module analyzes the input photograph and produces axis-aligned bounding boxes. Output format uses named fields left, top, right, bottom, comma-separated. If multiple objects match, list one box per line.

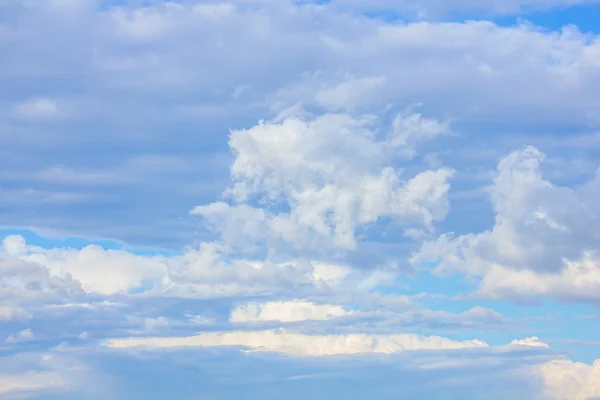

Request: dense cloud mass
left=192, top=111, right=453, bottom=255
left=414, top=146, right=600, bottom=303
left=1, top=0, right=600, bottom=399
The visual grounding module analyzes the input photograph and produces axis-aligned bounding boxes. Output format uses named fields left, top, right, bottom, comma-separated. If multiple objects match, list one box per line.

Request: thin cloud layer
left=105, top=329, right=489, bottom=356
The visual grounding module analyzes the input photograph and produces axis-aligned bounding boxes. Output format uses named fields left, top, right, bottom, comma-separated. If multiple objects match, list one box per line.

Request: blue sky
left=1, top=0, right=600, bottom=399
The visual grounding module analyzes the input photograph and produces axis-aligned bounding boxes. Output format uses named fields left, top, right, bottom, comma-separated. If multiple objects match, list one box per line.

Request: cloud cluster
left=192, top=110, right=453, bottom=255
left=414, top=146, right=600, bottom=303
left=539, top=359, right=600, bottom=400
left=2, top=1, right=600, bottom=246
left=1, top=1, right=599, bottom=399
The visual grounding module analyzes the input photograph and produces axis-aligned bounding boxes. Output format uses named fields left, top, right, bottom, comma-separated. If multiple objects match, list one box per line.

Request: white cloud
left=2, top=235, right=26, bottom=257
left=0, top=255, right=83, bottom=305
left=510, top=336, right=550, bottom=348
left=1, top=235, right=376, bottom=300
left=3, top=1, right=600, bottom=246
left=478, top=256, right=600, bottom=302
left=414, top=146, right=600, bottom=303
left=0, top=2, right=598, bottom=399
left=192, top=110, right=453, bottom=253
left=6, top=329, right=35, bottom=344
left=105, top=329, right=488, bottom=356
left=539, top=359, right=600, bottom=400
left=230, top=301, right=351, bottom=323
left=160, top=244, right=356, bottom=299
left=2, top=237, right=166, bottom=295
left=312, top=262, right=352, bottom=285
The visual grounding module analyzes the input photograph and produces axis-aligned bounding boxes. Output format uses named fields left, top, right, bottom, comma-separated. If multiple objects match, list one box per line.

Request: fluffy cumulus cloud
left=1, top=233, right=409, bottom=305
left=1, top=0, right=600, bottom=399
left=539, top=359, right=600, bottom=400
left=1, top=235, right=162, bottom=296
left=192, top=110, right=453, bottom=254
left=414, top=146, right=600, bottom=303
left=510, top=336, right=550, bottom=348
left=0, top=235, right=328, bottom=298
left=3, top=0, right=600, bottom=245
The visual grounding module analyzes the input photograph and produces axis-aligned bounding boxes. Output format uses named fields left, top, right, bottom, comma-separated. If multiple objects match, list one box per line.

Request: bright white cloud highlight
left=192, top=111, right=453, bottom=252
left=1, top=235, right=366, bottom=299
left=106, top=329, right=488, bottom=356
left=510, top=337, right=549, bottom=348
left=1, top=236, right=166, bottom=295
left=230, top=301, right=351, bottom=323
left=414, top=146, right=600, bottom=303
left=539, top=359, right=600, bottom=400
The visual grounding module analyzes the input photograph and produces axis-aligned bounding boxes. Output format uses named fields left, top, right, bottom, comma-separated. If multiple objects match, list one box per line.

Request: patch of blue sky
left=389, top=261, right=473, bottom=295
left=377, top=264, right=599, bottom=362
left=494, top=4, right=600, bottom=33
left=362, top=3, right=600, bottom=33
left=537, top=315, right=600, bottom=364
left=127, top=280, right=159, bottom=295
left=299, top=0, right=600, bottom=33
